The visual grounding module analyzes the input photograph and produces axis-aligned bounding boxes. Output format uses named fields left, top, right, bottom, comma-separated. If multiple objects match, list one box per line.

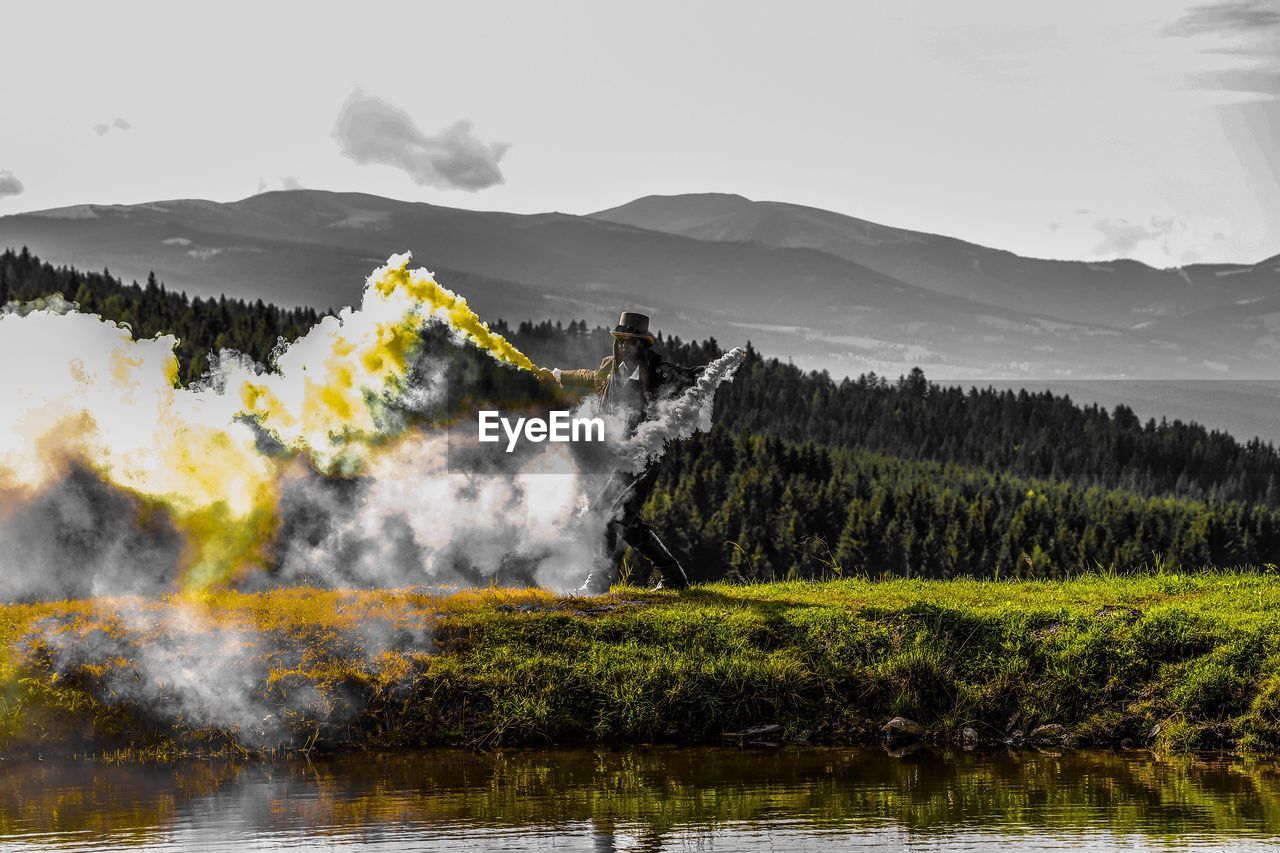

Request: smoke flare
left=619, top=346, right=747, bottom=469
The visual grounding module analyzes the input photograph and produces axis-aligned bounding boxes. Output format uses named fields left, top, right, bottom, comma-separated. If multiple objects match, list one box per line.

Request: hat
left=610, top=311, right=655, bottom=343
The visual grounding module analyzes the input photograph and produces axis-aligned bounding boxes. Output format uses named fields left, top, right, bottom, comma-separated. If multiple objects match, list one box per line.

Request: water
left=2, top=747, right=1279, bottom=851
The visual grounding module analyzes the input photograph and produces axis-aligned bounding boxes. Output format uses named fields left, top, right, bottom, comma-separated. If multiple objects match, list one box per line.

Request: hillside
left=0, top=189, right=1264, bottom=379
left=592, top=193, right=1280, bottom=339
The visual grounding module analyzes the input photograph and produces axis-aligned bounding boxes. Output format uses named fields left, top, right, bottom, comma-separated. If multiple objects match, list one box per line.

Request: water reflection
left=2, top=748, right=1280, bottom=851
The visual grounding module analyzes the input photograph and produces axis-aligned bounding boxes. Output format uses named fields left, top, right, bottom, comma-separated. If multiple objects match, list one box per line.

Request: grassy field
left=4, top=573, right=1280, bottom=757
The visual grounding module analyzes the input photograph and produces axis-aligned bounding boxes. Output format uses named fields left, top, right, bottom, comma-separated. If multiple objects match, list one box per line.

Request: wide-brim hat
left=610, top=311, right=655, bottom=343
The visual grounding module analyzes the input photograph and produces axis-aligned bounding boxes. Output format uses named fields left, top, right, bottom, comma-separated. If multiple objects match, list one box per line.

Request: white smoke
left=0, top=467, right=182, bottom=601
left=15, top=343, right=751, bottom=747
left=32, top=603, right=283, bottom=747
left=215, top=348, right=748, bottom=597
left=615, top=347, right=747, bottom=470
left=29, top=596, right=435, bottom=749
left=0, top=257, right=744, bottom=603
left=268, top=436, right=597, bottom=592
left=1, top=257, right=750, bottom=752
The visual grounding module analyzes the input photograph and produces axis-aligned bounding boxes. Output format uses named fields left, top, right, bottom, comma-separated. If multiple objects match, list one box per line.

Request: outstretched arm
left=555, top=367, right=602, bottom=388
left=543, top=356, right=613, bottom=392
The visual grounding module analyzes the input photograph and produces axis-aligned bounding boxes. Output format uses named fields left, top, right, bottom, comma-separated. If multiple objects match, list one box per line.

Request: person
left=538, top=312, right=702, bottom=592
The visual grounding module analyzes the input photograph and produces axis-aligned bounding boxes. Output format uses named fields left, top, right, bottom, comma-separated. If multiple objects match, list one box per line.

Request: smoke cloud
left=0, top=466, right=183, bottom=601
left=618, top=348, right=747, bottom=470
left=0, top=253, right=741, bottom=602
left=0, top=171, right=23, bottom=198
left=333, top=90, right=508, bottom=191
left=0, top=260, right=748, bottom=751
left=27, top=595, right=436, bottom=749
left=1, top=254, right=745, bottom=750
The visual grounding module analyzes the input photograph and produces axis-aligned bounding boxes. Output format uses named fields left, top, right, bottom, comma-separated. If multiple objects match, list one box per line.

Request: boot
left=626, top=524, right=689, bottom=591
left=577, top=568, right=612, bottom=595
left=578, top=522, right=624, bottom=594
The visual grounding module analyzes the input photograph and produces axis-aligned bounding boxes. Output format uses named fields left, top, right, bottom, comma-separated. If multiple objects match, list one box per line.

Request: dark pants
left=580, top=464, right=689, bottom=592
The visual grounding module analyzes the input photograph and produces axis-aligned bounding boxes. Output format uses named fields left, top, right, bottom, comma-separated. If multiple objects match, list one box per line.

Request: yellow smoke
left=0, top=253, right=543, bottom=591
left=370, top=255, right=538, bottom=373
left=235, top=252, right=540, bottom=468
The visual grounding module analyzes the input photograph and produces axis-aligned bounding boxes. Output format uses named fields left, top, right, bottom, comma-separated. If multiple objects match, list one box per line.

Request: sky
left=0, top=0, right=1276, bottom=268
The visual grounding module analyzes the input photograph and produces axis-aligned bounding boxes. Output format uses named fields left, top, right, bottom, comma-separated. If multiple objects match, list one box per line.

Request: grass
left=5, top=572, right=1280, bottom=757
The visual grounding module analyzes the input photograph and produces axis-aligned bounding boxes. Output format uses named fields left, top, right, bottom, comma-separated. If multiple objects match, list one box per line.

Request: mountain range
left=1, top=189, right=1277, bottom=380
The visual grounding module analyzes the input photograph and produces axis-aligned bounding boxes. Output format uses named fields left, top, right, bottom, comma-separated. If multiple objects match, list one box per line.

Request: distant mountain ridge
left=1, top=189, right=1276, bottom=379
left=591, top=193, right=1280, bottom=331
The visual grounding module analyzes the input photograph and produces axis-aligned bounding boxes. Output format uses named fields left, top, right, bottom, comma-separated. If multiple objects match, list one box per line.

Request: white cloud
left=0, top=171, right=24, bottom=198
left=332, top=89, right=508, bottom=191
left=1091, top=215, right=1230, bottom=266
left=94, top=117, right=132, bottom=136
left=1166, top=1, right=1280, bottom=98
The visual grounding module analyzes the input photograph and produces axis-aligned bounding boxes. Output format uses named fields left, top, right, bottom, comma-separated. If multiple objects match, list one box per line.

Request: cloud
left=0, top=171, right=24, bottom=198
left=1169, top=1, right=1280, bottom=36
left=1093, top=217, right=1175, bottom=256
left=333, top=90, right=508, bottom=191
left=1091, top=215, right=1228, bottom=266
left=94, top=117, right=133, bottom=136
left=281, top=176, right=306, bottom=190
left=1166, top=1, right=1280, bottom=98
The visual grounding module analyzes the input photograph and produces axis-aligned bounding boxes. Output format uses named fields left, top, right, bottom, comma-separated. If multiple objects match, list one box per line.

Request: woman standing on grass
left=541, top=311, right=703, bottom=592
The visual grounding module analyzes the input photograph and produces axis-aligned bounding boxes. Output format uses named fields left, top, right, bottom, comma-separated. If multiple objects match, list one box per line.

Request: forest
left=5, top=246, right=1280, bottom=580
left=508, top=318, right=1280, bottom=508
left=0, top=246, right=321, bottom=383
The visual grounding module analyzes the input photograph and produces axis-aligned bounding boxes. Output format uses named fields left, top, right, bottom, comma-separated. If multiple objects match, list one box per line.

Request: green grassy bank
left=4, top=573, right=1280, bottom=757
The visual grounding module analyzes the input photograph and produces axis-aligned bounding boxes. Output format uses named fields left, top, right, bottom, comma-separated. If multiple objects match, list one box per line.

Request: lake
left=2, top=747, right=1278, bottom=851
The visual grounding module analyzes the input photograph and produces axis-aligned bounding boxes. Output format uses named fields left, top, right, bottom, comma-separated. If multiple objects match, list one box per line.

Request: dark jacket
left=560, top=350, right=702, bottom=407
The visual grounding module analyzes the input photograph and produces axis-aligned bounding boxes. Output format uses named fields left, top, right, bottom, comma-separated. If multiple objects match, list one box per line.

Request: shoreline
left=3, top=574, right=1280, bottom=759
